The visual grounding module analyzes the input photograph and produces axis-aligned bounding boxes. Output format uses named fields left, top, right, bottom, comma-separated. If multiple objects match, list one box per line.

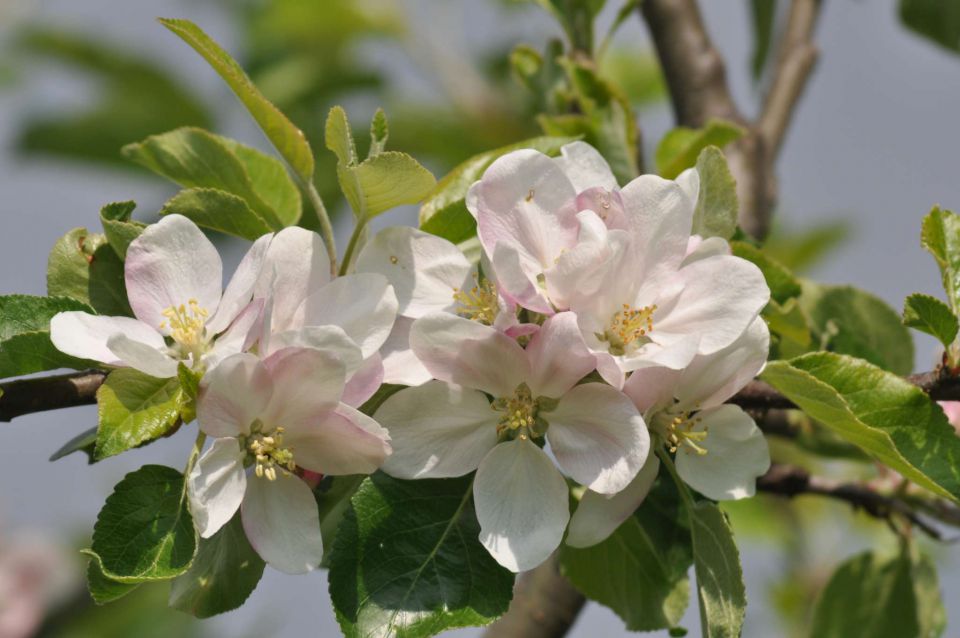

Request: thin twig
left=0, top=370, right=106, bottom=422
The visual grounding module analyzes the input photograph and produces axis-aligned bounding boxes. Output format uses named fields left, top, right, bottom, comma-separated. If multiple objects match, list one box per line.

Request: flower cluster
left=50, top=141, right=770, bottom=574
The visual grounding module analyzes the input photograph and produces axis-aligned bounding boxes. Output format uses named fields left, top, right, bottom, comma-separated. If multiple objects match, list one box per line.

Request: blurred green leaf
left=95, top=368, right=184, bottom=461
left=763, top=220, right=851, bottom=273
left=899, top=0, right=960, bottom=53
left=599, top=48, right=666, bottom=107
left=692, top=146, right=738, bottom=240
left=731, top=242, right=802, bottom=305
left=532, top=0, right=606, bottom=52
left=100, top=201, right=144, bottom=260
left=50, top=425, right=98, bottom=463
left=766, top=297, right=814, bottom=360
left=159, top=18, right=315, bottom=181
left=902, top=293, right=958, bottom=347
left=749, top=0, right=777, bottom=80
left=690, top=502, right=746, bottom=638
left=47, top=228, right=132, bottom=316
left=656, top=119, right=745, bottom=180
left=88, top=556, right=139, bottom=605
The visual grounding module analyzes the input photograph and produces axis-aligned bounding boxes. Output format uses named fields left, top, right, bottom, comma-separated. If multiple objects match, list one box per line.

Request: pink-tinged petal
left=622, top=366, right=682, bottom=413
left=203, top=299, right=263, bottom=371
left=342, top=354, right=384, bottom=408
left=377, top=381, right=498, bottom=479
left=474, top=438, right=569, bottom=572
left=622, top=333, right=701, bottom=373
left=410, top=313, right=528, bottom=397
left=254, top=227, right=331, bottom=332
left=525, top=312, right=596, bottom=398
left=106, top=334, right=178, bottom=378
left=355, top=226, right=472, bottom=317
left=682, top=236, right=730, bottom=266
left=379, top=317, right=433, bottom=386
left=565, top=454, right=660, bottom=548
left=260, top=347, right=345, bottom=428
left=675, top=316, right=770, bottom=410
left=468, top=149, right=579, bottom=270
left=207, top=233, right=272, bottom=335
left=575, top=187, right=629, bottom=230
left=263, top=324, right=363, bottom=375
left=490, top=242, right=554, bottom=314
left=125, top=214, right=222, bottom=331
left=675, top=405, right=770, bottom=501
left=198, top=353, right=273, bottom=438
left=620, top=175, right=694, bottom=276
left=504, top=322, right=539, bottom=339
left=294, top=273, right=398, bottom=359
left=595, top=353, right=626, bottom=389
left=545, top=383, right=649, bottom=494
left=655, top=254, right=769, bottom=355
left=546, top=211, right=613, bottom=311
left=49, top=312, right=165, bottom=366
left=554, top=141, right=618, bottom=192
left=241, top=474, right=323, bottom=574
left=675, top=166, right=700, bottom=207
left=283, top=406, right=390, bottom=476
left=187, top=438, right=246, bottom=538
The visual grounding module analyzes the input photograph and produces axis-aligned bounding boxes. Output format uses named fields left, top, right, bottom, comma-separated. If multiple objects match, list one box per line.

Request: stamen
left=246, top=425, right=296, bottom=481
left=663, top=412, right=708, bottom=456
left=452, top=276, right=499, bottom=325
left=492, top=383, right=542, bottom=439
left=159, top=298, right=209, bottom=348
left=599, top=303, right=658, bottom=355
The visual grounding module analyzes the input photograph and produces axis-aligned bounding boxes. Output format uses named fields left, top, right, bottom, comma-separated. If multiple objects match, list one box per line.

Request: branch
left=757, top=464, right=957, bottom=540
left=0, top=370, right=105, bottom=422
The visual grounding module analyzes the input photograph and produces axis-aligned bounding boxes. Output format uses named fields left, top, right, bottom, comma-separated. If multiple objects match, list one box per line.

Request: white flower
left=566, top=317, right=771, bottom=548
left=355, top=226, right=530, bottom=386
left=188, top=347, right=391, bottom=574
left=374, top=311, right=649, bottom=571
left=50, top=215, right=269, bottom=378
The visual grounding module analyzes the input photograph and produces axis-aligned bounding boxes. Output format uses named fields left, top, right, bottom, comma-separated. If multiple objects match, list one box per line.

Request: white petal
left=379, top=317, right=433, bottom=386
left=682, top=235, right=730, bottom=265
left=410, top=313, right=528, bottom=396
left=622, top=366, right=682, bottom=413
left=207, top=233, right=272, bottom=335
left=565, top=454, right=660, bottom=548
left=106, top=334, right=178, bottom=378
left=377, top=381, right=498, bottom=479
left=49, top=311, right=165, bottom=366
left=294, top=273, right=398, bottom=358
left=188, top=438, right=246, bottom=538
left=241, top=474, right=324, bottom=574
left=260, top=347, right=345, bottom=428
left=198, top=353, right=273, bottom=438
left=284, top=405, right=390, bottom=476
left=675, top=166, right=700, bottom=207
left=545, top=383, right=649, bottom=494
left=342, top=354, right=384, bottom=408
left=475, top=438, right=569, bottom=572
left=675, top=405, right=770, bottom=501
left=619, top=175, right=694, bottom=276
left=203, top=299, right=263, bottom=370
left=355, top=226, right=472, bottom=317
left=490, top=241, right=554, bottom=314
left=524, top=312, right=596, bottom=398
left=264, top=324, right=363, bottom=375
left=546, top=211, right=611, bottom=310
left=554, top=141, right=619, bottom=192
left=255, top=226, right=331, bottom=332
left=125, top=214, right=223, bottom=330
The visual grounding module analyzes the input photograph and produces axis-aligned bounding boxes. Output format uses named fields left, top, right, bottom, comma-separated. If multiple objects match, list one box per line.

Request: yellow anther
left=246, top=427, right=296, bottom=481
left=493, top=383, right=541, bottom=439
left=600, top=303, right=658, bottom=355
left=389, top=255, right=399, bottom=264
left=160, top=298, right=209, bottom=351
left=663, top=411, right=708, bottom=456
left=452, top=276, right=499, bottom=325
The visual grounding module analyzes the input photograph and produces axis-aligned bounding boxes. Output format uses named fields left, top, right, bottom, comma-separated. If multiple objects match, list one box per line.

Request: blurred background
left=0, top=0, right=958, bottom=636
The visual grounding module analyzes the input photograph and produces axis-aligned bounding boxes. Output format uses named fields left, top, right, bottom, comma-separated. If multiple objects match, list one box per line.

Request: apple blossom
left=566, top=317, right=771, bottom=548
left=187, top=347, right=391, bottom=574
left=374, top=311, right=649, bottom=572
left=50, top=214, right=269, bottom=379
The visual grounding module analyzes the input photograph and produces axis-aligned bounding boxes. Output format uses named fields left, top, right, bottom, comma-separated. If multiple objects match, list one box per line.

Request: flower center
left=600, top=303, right=658, bottom=355
left=492, top=383, right=544, bottom=440
left=160, top=299, right=210, bottom=361
left=452, top=277, right=499, bottom=325
left=658, top=410, right=708, bottom=456
left=245, top=424, right=296, bottom=481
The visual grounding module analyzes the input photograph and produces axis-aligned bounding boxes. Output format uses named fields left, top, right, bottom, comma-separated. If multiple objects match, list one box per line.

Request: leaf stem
left=304, top=180, right=338, bottom=277
left=655, top=444, right=695, bottom=510
left=339, top=217, right=368, bottom=276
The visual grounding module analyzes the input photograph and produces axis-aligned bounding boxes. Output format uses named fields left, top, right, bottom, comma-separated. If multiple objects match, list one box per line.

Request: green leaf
left=368, top=108, right=389, bottom=158
left=169, top=512, right=265, bottom=618
left=89, top=464, right=196, bottom=582
left=177, top=362, right=202, bottom=402
left=49, top=425, right=98, bottom=462
left=123, top=127, right=298, bottom=231
left=328, top=473, right=515, bottom=637
left=561, top=478, right=692, bottom=631
left=800, top=282, right=914, bottom=375
left=749, top=0, right=777, bottom=79
left=902, top=293, right=959, bottom=347
left=316, top=474, right=365, bottom=568
left=159, top=18, right=315, bottom=181
left=95, top=369, right=184, bottom=460
left=763, top=220, right=852, bottom=273
left=99, top=201, right=144, bottom=260
left=690, top=502, right=746, bottom=638
left=762, top=352, right=960, bottom=502
left=692, top=146, right=738, bottom=240
left=810, top=546, right=945, bottom=638
left=0, top=294, right=93, bottom=340
left=339, top=151, right=436, bottom=220
left=899, top=0, right=960, bottom=54
left=47, top=228, right=132, bottom=316
left=160, top=189, right=272, bottom=241
left=419, top=135, right=577, bottom=242
left=766, top=298, right=814, bottom=360
left=656, top=119, right=745, bottom=180
left=325, top=106, right=358, bottom=166
left=87, top=555, right=139, bottom=605
left=0, top=295, right=98, bottom=378
left=730, top=241, right=802, bottom=305
left=921, top=206, right=960, bottom=313
left=533, top=0, right=606, bottom=52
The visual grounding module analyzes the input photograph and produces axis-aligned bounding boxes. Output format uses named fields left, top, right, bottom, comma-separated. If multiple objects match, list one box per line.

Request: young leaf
left=325, top=106, right=358, bottom=167
left=49, top=425, right=98, bottom=463
left=95, top=369, right=184, bottom=460
left=99, top=201, right=144, bottom=259
left=690, top=502, right=747, bottom=638
left=160, top=189, right=272, bottom=241
left=692, top=146, right=738, bottom=240
left=169, top=512, right=265, bottom=618
left=87, top=555, right=139, bottom=604
left=749, top=0, right=777, bottom=79
left=328, top=473, right=515, bottom=638
left=158, top=18, right=315, bottom=181
left=921, top=205, right=960, bottom=313
left=656, top=119, right=745, bottom=180
left=89, top=464, right=197, bottom=582
left=560, top=479, right=692, bottom=631
left=47, top=228, right=132, bottom=316
left=902, top=293, right=959, bottom=347
left=0, top=295, right=98, bottom=378
left=368, top=108, right=389, bottom=158
left=762, top=352, right=960, bottom=502
left=339, top=151, right=436, bottom=220
left=730, top=242, right=802, bottom=305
